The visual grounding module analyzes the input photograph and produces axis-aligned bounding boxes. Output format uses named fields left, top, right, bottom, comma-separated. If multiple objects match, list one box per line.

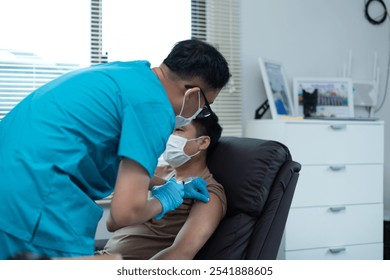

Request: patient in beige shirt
left=98, top=112, right=226, bottom=259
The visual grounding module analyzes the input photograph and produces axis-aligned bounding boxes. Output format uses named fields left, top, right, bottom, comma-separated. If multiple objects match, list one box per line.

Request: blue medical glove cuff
left=152, top=180, right=184, bottom=220
left=153, top=191, right=167, bottom=220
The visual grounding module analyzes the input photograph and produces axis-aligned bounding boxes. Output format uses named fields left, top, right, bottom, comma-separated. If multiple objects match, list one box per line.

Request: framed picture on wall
left=292, top=77, right=354, bottom=118
left=258, top=57, right=295, bottom=119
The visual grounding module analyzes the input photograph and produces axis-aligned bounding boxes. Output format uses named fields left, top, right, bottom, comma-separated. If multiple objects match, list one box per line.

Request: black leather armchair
left=195, top=136, right=301, bottom=260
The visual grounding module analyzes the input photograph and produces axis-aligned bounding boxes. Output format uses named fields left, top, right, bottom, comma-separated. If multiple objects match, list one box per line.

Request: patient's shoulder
left=201, top=168, right=227, bottom=215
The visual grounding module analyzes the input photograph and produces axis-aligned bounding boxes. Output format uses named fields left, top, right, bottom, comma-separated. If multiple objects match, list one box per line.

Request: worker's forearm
left=108, top=197, right=162, bottom=230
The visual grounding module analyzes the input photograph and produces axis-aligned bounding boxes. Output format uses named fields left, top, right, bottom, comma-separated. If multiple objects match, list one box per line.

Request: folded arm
left=150, top=190, right=224, bottom=260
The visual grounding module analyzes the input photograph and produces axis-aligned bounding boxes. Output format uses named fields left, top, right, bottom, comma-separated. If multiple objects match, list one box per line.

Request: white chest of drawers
left=245, top=119, right=384, bottom=260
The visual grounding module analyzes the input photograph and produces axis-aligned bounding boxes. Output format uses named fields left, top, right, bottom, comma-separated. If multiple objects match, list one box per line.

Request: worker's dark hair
left=163, top=39, right=231, bottom=90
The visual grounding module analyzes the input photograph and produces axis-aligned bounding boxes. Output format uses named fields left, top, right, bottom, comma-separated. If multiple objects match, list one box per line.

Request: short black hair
left=163, top=39, right=231, bottom=90
left=192, top=111, right=222, bottom=157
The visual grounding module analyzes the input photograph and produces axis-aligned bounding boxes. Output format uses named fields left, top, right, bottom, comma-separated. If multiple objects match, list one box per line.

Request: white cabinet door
left=292, top=164, right=383, bottom=207
left=285, top=122, right=384, bottom=165
left=285, top=243, right=383, bottom=260
left=285, top=204, right=383, bottom=250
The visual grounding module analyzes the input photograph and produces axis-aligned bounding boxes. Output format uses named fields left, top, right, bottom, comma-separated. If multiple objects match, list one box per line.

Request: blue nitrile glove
left=151, top=179, right=184, bottom=220
left=183, top=177, right=210, bottom=202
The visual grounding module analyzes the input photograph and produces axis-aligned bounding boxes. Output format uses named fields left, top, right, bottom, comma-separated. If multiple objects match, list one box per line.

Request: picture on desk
left=293, top=77, right=354, bottom=118
left=258, top=57, right=295, bottom=119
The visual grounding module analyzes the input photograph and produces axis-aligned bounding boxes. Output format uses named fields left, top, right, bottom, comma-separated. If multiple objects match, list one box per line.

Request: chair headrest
left=207, top=136, right=291, bottom=217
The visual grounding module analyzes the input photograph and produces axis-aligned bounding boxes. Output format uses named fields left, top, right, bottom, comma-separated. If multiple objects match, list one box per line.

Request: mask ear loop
left=178, top=88, right=201, bottom=117
left=187, top=135, right=204, bottom=143
left=192, top=90, right=202, bottom=117
left=186, top=135, right=206, bottom=157
left=178, top=88, right=192, bottom=117
left=197, top=90, right=201, bottom=111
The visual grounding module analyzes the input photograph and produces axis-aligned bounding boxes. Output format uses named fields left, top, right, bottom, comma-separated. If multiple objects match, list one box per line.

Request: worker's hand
left=151, top=180, right=184, bottom=220
left=183, top=177, right=210, bottom=203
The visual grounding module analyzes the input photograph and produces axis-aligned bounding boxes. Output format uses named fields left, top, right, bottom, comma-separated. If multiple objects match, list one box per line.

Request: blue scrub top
left=0, top=61, right=175, bottom=255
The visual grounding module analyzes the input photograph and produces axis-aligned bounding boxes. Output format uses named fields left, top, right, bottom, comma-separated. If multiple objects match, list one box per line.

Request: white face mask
left=175, top=90, right=202, bottom=128
left=163, top=134, right=202, bottom=168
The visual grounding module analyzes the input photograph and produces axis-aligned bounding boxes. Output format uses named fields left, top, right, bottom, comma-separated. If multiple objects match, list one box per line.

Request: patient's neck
left=174, top=157, right=207, bottom=182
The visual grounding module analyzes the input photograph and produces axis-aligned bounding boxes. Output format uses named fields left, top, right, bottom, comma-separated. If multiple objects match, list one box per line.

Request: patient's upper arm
left=163, top=188, right=225, bottom=259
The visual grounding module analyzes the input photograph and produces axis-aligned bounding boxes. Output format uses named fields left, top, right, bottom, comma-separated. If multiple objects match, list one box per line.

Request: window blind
left=0, top=51, right=78, bottom=119
left=91, top=0, right=106, bottom=65
left=192, top=0, right=242, bottom=136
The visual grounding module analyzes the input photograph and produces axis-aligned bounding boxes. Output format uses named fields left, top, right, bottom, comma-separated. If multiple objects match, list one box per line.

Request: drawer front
left=285, top=243, right=383, bottom=260
left=285, top=204, right=383, bottom=250
left=292, top=164, right=383, bottom=207
left=285, top=123, right=384, bottom=164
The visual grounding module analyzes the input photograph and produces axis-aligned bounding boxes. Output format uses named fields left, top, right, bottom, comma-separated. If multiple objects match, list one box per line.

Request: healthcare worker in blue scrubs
left=0, top=39, right=231, bottom=259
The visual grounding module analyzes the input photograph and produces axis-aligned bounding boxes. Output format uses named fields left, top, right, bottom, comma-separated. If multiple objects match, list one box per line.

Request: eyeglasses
left=197, top=89, right=213, bottom=118
left=184, top=85, right=213, bottom=118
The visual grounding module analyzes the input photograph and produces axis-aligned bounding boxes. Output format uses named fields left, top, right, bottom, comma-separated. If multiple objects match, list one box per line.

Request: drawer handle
left=329, top=165, right=346, bottom=171
left=329, top=206, right=346, bottom=212
left=329, top=247, right=346, bottom=254
left=330, top=124, right=347, bottom=130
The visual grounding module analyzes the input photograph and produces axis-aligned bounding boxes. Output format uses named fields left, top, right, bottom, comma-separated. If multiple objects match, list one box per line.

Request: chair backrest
left=194, top=136, right=301, bottom=260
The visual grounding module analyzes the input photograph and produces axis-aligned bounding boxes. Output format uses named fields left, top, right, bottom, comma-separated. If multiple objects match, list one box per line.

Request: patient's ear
left=199, top=136, right=211, bottom=151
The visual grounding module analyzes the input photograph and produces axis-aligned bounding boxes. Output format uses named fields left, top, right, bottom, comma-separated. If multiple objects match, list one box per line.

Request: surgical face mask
left=175, top=90, right=202, bottom=128
left=163, top=134, right=202, bottom=168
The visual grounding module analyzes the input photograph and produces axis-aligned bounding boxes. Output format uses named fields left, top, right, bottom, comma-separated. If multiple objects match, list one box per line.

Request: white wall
left=240, top=0, right=390, bottom=216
